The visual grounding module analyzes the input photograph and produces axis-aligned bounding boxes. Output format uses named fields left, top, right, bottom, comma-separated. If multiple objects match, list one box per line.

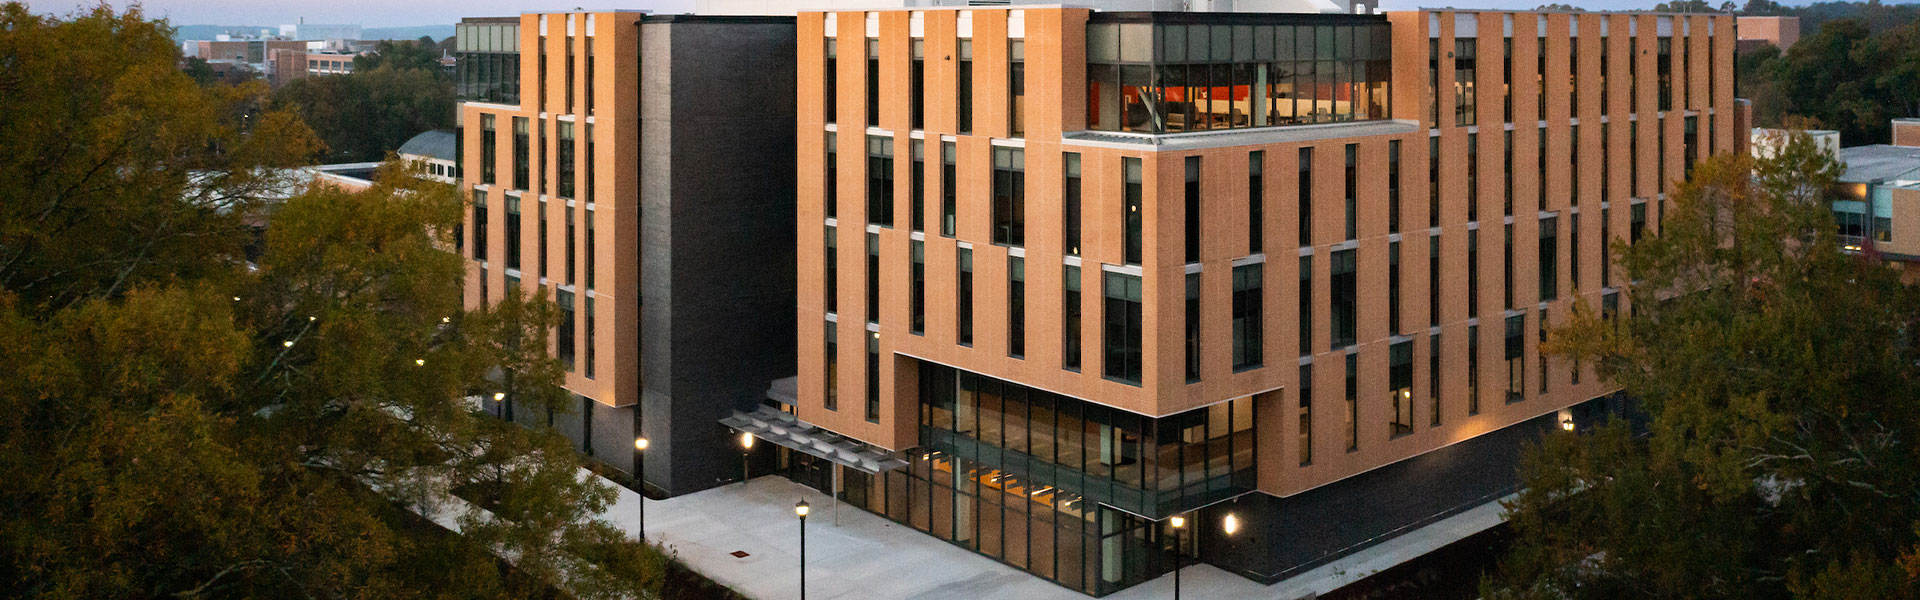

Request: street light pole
left=633, top=437, right=649, bottom=540
left=795, top=500, right=810, bottom=600
left=1169, top=515, right=1186, bottom=600
left=739, top=432, right=755, bottom=484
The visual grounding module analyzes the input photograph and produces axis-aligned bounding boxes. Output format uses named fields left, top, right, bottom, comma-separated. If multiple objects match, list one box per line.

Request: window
left=958, top=247, right=973, bottom=345
left=1503, top=37, right=1513, bottom=123
left=1429, top=234, right=1440, bottom=327
left=481, top=114, right=497, bottom=184
left=957, top=39, right=973, bottom=134
left=1065, top=153, right=1082, bottom=255
left=1539, top=215, right=1558, bottom=301
left=992, top=147, right=1025, bottom=246
left=1103, top=271, right=1143, bottom=384
left=538, top=199, right=548, bottom=278
left=1538, top=307, right=1549, bottom=395
left=585, top=124, right=595, bottom=203
left=1389, top=240, right=1402, bottom=335
left=1631, top=202, right=1646, bottom=245
left=1344, top=144, right=1358, bottom=240
left=867, top=233, right=879, bottom=324
left=825, top=39, right=837, bottom=124
left=1657, top=37, right=1672, bottom=112
left=1467, top=133, right=1479, bottom=221
left=1009, top=40, right=1025, bottom=137
left=825, top=320, right=838, bottom=410
left=1345, top=353, right=1358, bottom=451
left=1298, top=148, right=1313, bottom=246
left=1569, top=44, right=1578, bottom=116
left=1009, top=256, right=1025, bottom=358
left=1538, top=127, right=1547, bottom=214
left=1684, top=115, right=1698, bottom=178
left=1298, top=364, right=1314, bottom=465
left=586, top=37, right=595, bottom=115
left=1602, top=205, right=1612, bottom=287
left=1429, top=333, right=1441, bottom=427
left=1570, top=213, right=1580, bottom=291
left=1330, top=249, right=1356, bottom=350
left=911, top=39, right=924, bottom=130
left=1467, top=229, right=1479, bottom=316
left=1429, top=137, right=1439, bottom=228
left=824, top=227, right=837, bottom=314
left=1124, top=157, right=1143, bottom=265
left=1468, top=324, right=1480, bottom=414
left=866, top=38, right=879, bottom=127
left=1298, top=255, right=1313, bottom=355
left=911, top=140, right=925, bottom=232
left=1064, top=265, right=1082, bottom=371
left=1387, top=141, right=1400, bottom=234
left=585, top=209, right=594, bottom=289
left=826, top=132, right=838, bottom=219
left=558, top=290, right=575, bottom=370
left=565, top=206, right=575, bottom=283
left=1537, top=34, right=1546, bottom=118
left=1233, top=264, right=1263, bottom=370
left=1504, top=130, right=1513, bottom=217
left=557, top=122, right=575, bottom=198
left=1600, top=44, right=1609, bottom=113
left=536, top=117, right=546, bottom=194
left=565, top=37, right=575, bottom=110
left=869, top=136, right=895, bottom=227
left=505, top=196, right=521, bottom=271
left=512, top=117, right=529, bottom=190
left=1571, top=124, right=1580, bottom=207
left=1185, top=156, right=1201, bottom=263
left=472, top=191, right=489, bottom=261
left=1390, top=340, right=1413, bottom=438
left=941, top=142, right=957, bottom=237
left=1428, top=37, right=1440, bottom=127
left=1631, top=126, right=1640, bottom=198
left=584, top=296, right=594, bottom=378
left=1505, top=313, right=1525, bottom=404
left=1454, top=38, right=1476, bottom=126
left=1249, top=151, right=1265, bottom=253
left=911, top=241, right=925, bottom=334
left=867, top=332, right=880, bottom=423
left=1185, top=272, right=1200, bottom=382
left=1503, top=223, right=1514, bottom=310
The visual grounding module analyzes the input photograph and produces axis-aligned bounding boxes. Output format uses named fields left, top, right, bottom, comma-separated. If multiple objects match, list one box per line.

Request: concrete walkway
left=594, top=475, right=1513, bottom=600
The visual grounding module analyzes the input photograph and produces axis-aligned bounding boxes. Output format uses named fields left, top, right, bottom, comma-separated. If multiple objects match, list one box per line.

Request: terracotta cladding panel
left=1896, top=122, right=1920, bottom=148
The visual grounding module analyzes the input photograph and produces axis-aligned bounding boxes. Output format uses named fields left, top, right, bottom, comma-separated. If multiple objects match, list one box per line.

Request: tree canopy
left=0, top=4, right=662, bottom=598
left=1487, top=132, right=1920, bottom=599
left=1739, top=18, right=1920, bottom=145
left=272, top=64, right=455, bottom=163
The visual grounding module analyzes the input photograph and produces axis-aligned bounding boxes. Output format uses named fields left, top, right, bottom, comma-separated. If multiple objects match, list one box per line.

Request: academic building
left=456, top=12, right=799, bottom=497
left=783, top=5, right=1746, bottom=595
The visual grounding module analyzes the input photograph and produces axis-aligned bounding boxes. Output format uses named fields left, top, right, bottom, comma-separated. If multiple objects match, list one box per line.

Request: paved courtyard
left=593, top=475, right=1511, bottom=600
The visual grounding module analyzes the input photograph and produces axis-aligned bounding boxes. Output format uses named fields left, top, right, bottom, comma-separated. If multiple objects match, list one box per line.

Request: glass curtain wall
left=456, top=21, right=521, bottom=104
left=1087, top=16, right=1391, bottom=133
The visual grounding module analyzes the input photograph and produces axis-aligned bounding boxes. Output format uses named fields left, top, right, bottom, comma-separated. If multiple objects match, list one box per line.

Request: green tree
left=0, top=5, right=664, bottom=598
left=354, top=38, right=447, bottom=77
left=273, top=64, right=455, bottom=163
left=1487, top=132, right=1920, bottom=599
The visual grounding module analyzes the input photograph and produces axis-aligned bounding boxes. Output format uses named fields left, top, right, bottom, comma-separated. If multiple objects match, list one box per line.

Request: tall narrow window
left=1570, top=212, right=1581, bottom=291
left=565, top=37, right=575, bottom=110
left=1298, top=148, right=1314, bottom=246
left=1065, top=153, right=1082, bottom=255
left=505, top=196, right=521, bottom=271
left=472, top=191, right=489, bottom=261
left=1429, top=137, right=1439, bottom=228
left=565, top=207, right=575, bottom=283
left=825, top=132, right=838, bottom=219
left=1503, top=223, right=1515, bottom=310
left=1602, top=205, right=1612, bottom=287
left=1428, top=37, right=1440, bottom=127
left=1467, top=133, right=1479, bottom=222
left=1233, top=264, right=1263, bottom=370
left=911, top=140, right=925, bottom=232
left=1537, top=34, right=1546, bottom=118
left=1571, top=124, right=1581, bottom=207
left=1124, top=158, right=1143, bottom=265
left=1657, top=37, right=1672, bottom=112
left=585, top=37, right=595, bottom=115
left=1569, top=44, right=1578, bottom=115
left=1631, top=202, right=1646, bottom=245
left=512, top=117, right=529, bottom=190
left=1429, top=334, right=1442, bottom=427
left=557, top=122, right=575, bottom=198
left=1467, top=229, right=1480, bottom=316
left=585, top=209, right=594, bottom=290
left=1387, top=141, right=1401, bottom=234
left=910, top=240, right=925, bottom=334
left=957, top=247, right=973, bottom=345
left=824, top=227, right=837, bottom=314
left=1602, top=122, right=1611, bottom=202
left=1185, top=156, right=1201, bottom=263
left=1345, top=353, right=1358, bottom=451
left=1331, top=249, right=1356, bottom=349
left=1538, top=308, right=1550, bottom=394
left=1503, top=37, right=1513, bottom=123
left=824, top=39, right=836, bottom=124
left=1390, top=340, right=1413, bottom=437
left=536, top=118, right=546, bottom=195
left=1009, top=256, right=1025, bottom=358
left=585, top=124, right=595, bottom=203
left=481, top=114, right=497, bottom=185
left=1343, top=144, right=1357, bottom=241
left=941, top=142, right=957, bottom=237
left=1505, top=313, right=1525, bottom=403
left=1299, top=255, right=1313, bottom=355
left=824, top=320, right=838, bottom=411
left=992, top=147, right=1025, bottom=246
left=1538, top=127, right=1548, bottom=214
left=1429, top=234, right=1440, bottom=326
left=868, top=136, right=895, bottom=227
left=1631, top=126, right=1640, bottom=199
left=558, top=290, right=575, bottom=370
left=1185, top=272, right=1201, bottom=382
left=866, top=332, right=880, bottom=422
left=1600, top=44, right=1609, bottom=112
left=1064, top=265, right=1082, bottom=371
left=1539, top=215, right=1558, bottom=301
left=1103, top=271, right=1143, bottom=384
left=1298, top=364, right=1314, bottom=466
left=1389, top=240, right=1402, bottom=335
left=585, top=296, right=595, bottom=378
left=1504, top=130, right=1514, bottom=217
left=1454, top=38, right=1477, bottom=126
left=1009, top=40, right=1025, bottom=137
left=866, top=232, right=879, bottom=324
left=911, top=39, right=925, bottom=130
left=538, top=199, right=548, bottom=278
left=1468, top=324, right=1481, bottom=414
left=1250, top=151, right=1265, bottom=253
left=866, top=38, right=879, bottom=127
left=957, top=39, right=973, bottom=135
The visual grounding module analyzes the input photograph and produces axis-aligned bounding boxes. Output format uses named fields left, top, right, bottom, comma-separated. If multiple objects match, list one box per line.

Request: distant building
left=1833, top=121, right=1920, bottom=265
left=279, top=23, right=364, bottom=41
left=1736, top=15, right=1798, bottom=53
left=398, top=129, right=459, bottom=183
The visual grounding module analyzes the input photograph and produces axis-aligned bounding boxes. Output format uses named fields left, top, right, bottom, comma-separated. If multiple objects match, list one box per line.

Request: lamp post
left=739, top=432, right=755, bottom=484
left=1169, top=515, right=1186, bottom=600
left=633, top=437, right=649, bottom=539
left=795, top=499, right=810, bottom=600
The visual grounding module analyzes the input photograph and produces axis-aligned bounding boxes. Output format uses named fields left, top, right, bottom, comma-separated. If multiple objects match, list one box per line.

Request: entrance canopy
left=720, top=405, right=908, bottom=475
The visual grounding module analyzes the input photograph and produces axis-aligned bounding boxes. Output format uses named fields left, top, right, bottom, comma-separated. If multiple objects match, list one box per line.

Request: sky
left=20, top=0, right=1812, bottom=29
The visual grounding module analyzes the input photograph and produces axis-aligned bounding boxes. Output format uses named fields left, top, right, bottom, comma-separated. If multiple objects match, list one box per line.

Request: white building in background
left=279, top=23, right=364, bottom=41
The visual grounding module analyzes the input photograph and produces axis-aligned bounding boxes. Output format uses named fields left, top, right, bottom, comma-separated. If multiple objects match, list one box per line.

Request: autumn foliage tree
left=1487, top=132, right=1920, bottom=598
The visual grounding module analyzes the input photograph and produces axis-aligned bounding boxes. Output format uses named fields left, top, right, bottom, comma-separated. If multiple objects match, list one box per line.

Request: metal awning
left=720, top=406, right=908, bottom=475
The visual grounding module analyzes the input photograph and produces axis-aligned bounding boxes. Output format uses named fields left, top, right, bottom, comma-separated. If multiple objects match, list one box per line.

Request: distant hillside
left=167, top=24, right=452, bottom=43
